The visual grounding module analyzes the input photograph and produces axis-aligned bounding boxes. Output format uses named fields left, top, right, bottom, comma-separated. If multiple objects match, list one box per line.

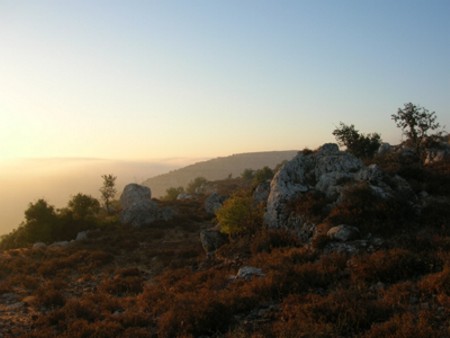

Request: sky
left=0, top=1, right=449, bottom=234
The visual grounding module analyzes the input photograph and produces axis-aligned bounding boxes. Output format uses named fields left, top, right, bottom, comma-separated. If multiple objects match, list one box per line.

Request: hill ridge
left=142, top=150, right=298, bottom=197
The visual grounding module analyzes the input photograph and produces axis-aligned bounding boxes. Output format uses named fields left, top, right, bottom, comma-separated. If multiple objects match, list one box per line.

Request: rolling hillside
left=142, top=150, right=298, bottom=197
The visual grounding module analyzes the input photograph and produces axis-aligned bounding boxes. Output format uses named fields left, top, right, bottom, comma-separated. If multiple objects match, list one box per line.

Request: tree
left=162, top=186, right=185, bottom=201
left=391, top=103, right=442, bottom=156
left=186, top=176, right=208, bottom=194
left=332, top=122, right=381, bottom=159
left=100, top=174, right=117, bottom=214
left=24, top=198, right=56, bottom=224
left=22, top=199, right=59, bottom=244
left=241, top=168, right=255, bottom=181
left=67, top=193, right=100, bottom=220
left=253, top=166, right=274, bottom=186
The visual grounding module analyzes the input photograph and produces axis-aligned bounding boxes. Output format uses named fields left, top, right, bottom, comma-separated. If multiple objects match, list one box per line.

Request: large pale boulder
left=120, top=184, right=174, bottom=227
left=264, top=143, right=414, bottom=231
left=264, top=144, right=362, bottom=229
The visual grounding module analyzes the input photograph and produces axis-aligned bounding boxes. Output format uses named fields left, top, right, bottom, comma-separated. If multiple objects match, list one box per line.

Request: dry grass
left=1, top=160, right=449, bottom=336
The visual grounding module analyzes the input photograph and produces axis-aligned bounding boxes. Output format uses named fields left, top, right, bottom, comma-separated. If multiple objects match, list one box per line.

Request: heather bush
left=351, top=248, right=431, bottom=285
left=363, top=310, right=447, bottom=338
left=250, top=227, right=299, bottom=254
left=100, top=268, right=145, bottom=296
left=326, top=181, right=413, bottom=236
left=289, top=190, right=329, bottom=224
left=274, top=289, right=390, bottom=337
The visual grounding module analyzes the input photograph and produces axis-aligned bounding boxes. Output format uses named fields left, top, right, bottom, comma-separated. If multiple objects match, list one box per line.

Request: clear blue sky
left=1, top=0, right=449, bottom=160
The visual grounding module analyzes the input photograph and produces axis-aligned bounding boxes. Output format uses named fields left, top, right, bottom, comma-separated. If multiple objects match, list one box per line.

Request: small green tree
left=186, top=176, right=208, bottom=194
left=22, top=199, right=59, bottom=244
left=253, top=166, right=274, bottom=186
left=216, top=195, right=263, bottom=236
left=332, top=122, right=381, bottom=159
left=162, top=186, right=185, bottom=201
left=67, top=193, right=100, bottom=220
left=241, top=168, right=255, bottom=181
left=24, top=198, right=56, bottom=224
left=391, top=103, right=442, bottom=156
left=100, top=174, right=117, bottom=214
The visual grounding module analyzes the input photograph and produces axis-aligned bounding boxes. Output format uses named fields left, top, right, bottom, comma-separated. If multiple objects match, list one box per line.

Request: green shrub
left=333, top=122, right=381, bottom=158
left=161, top=186, right=185, bottom=201
left=216, top=195, right=263, bottom=236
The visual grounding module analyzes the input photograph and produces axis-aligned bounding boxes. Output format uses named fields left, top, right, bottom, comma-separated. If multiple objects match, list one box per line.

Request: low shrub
left=363, top=310, right=447, bottom=338
left=100, top=268, right=145, bottom=296
left=216, top=194, right=264, bottom=236
left=251, top=228, right=299, bottom=254
left=351, top=248, right=431, bottom=285
left=326, top=182, right=413, bottom=236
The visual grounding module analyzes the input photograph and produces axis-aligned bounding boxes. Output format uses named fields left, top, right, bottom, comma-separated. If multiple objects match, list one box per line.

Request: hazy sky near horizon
left=1, top=0, right=449, bottom=161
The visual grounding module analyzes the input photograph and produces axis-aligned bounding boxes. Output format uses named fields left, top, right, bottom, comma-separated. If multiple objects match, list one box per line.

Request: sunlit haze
left=1, top=1, right=449, bottom=234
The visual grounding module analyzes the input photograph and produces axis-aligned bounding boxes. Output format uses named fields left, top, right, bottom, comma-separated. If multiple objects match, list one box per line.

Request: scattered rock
left=200, top=229, right=228, bottom=254
left=327, top=224, right=360, bottom=242
left=204, top=192, right=227, bottom=215
left=177, top=193, right=192, bottom=200
left=75, top=231, right=89, bottom=241
left=424, top=142, right=450, bottom=164
left=7, top=302, right=25, bottom=310
left=377, top=142, right=391, bottom=155
left=253, top=181, right=270, bottom=204
left=236, top=266, right=265, bottom=280
left=32, top=242, right=46, bottom=249
left=323, top=240, right=368, bottom=254
left=49, top=241, right=69, bottom=248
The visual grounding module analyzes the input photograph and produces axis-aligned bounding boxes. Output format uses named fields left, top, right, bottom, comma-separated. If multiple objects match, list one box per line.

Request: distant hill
left=142, top=150, right=298, bottom=197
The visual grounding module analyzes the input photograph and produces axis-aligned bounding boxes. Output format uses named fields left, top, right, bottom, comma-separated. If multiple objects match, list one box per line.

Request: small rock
left=327, top=224, right=360, bottom=242
left=236, top=266, right=265, bottom=280
left=49, top=241, right=69, bottom=248
left=75, top=231, right=89, bottom=241
left=253, top=181, right=270, bottom=204
left=204, top=192, right=227, bottom=215
left=32, top=242, right=46, bottom=249
left=377, top=142, right=391, bottom=155
left=200, top=229, right=228, bottom=254
left=7, top=302, right=25, bottom=310
left=177, top=193, right=192, bottom=200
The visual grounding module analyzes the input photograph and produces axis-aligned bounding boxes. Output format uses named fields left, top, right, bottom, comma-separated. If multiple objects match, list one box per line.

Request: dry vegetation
left=1, top=156, right=449, bottom=337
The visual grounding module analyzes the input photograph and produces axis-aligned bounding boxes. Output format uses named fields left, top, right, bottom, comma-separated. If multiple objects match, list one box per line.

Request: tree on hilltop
left=100, top=174, right=117, bottom=214
left=391, top=103, right=442, bottom=157
left=67, top=193, right=100, bottom=220
left=332, top=122, right=381, bottom=159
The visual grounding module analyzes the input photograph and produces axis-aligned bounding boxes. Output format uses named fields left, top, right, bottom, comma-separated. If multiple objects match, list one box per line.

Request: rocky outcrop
left=424, top=142, right=450, bottom=164
left=120, top=184, right=174, bottom=227
left=264, top=143, right=414, bottom=232
left=253, top=181, right=271, bottom=204
left=204, top=192, right=227, bottom=215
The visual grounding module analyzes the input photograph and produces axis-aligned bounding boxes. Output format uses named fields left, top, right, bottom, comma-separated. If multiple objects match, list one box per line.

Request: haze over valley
left=0, top=157, right=192, bottom=235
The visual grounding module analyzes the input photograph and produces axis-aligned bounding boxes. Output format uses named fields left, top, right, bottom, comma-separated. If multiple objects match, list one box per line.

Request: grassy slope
left=0, top=161, right=449, bottom=337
